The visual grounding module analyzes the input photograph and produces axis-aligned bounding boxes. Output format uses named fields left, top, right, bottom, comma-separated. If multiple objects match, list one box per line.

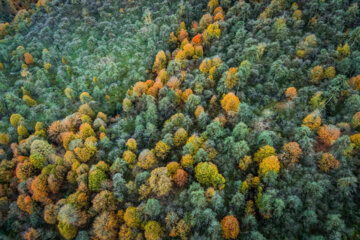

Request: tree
left=350, top=133, right=360, bottom=148
left=173, top=169, right=188, bottom=187
left=16, top=160, right=35, bottom=181
left=48, top=120, right=67, bottom=143
left=17, top=194, right=33, bottom=214
left=221, top=92, right=240, bottom=113
left=203, top=23, right=221, bottom=43
left=92, top=190, right=117, bottom=213
left=225, top=67, right=239, bottom=89
left=126, top=138, right=137, bottom=151
left=254, top=145, right=276, bottom=162
left=154, top=141, right=170, bottom=160
left=174, top=128, right=188, bottom=147
left=285, top=87, right=297, bottom=100
left=303, top=112, right=321, bottom=130
left=31, top=175, right=49, bottom=203
left=113, top=173, right=127, bottom=202
left=318, top=153, right=339, bottom=172
left=352, top=112, right=360, bottom=129
left=317, top=125, right=340, bottom=146
left=221, top=215, right=239, bottom=239
left=280, top=142, right=302, bottom=168
left=166, top=162, right=180, bottom=176
left=258, top=156, right=280, bottom=177
left=57, top=204, right=86, bottom=240
left=10, top=113, right=24, bottom=127
left=123, top=150, right=136, bottom=165
left=24, top=52, right=34, bottom=65
left=124, top=206, right=142, bottom=228
left=78, top=123, right=95, bottom=140
left=92, top=211, right=118, bottom=240
left=29, top=153, right=46, bottom=169
left=348, top=75, right=360, bottom=90
left=145, top=199, right=161, bottom=219
left=152, top=51, right=167, bottom=73
left=310, top=65, right=324, bottom=84
left=144, top=221, right=163, bottom=240
left=149, top=167, right=173, bottom=197
left=44, top=204, right=57, bottom=224
left=138, top=149, right=156, bottom=169
left=88, top=167, right=107, bottom=192
left=181, top=154, right=194, bottom=169
left=195, top=162, right=225, bottom=189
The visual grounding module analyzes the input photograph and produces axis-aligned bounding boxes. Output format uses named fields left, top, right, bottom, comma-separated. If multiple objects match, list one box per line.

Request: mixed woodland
left=0, top=0, right=360, bottom=239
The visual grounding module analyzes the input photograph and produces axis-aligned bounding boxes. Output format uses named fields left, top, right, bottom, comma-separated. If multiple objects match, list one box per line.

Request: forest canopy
left=0, top=0, right=360, bottom=239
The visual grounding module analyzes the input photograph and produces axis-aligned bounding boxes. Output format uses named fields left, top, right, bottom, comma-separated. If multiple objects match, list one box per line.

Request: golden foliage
left=318, top=153, right=339, bottom=172
left=154, top=141, right=171, bottom=160
left=303, top=112, right=321, bottom=130
left=254, top=145, right=276, bottom=162
left=126, top=138, right=137, bottom=151
left=181, top=154, right=194, bottom=169
left=152, top=50, right=167, bottom=73
left=325, top=66, right=336, bottom=79
left=10, top=113, right=24, bottom=127
left=174, top=128, right=188, bottom=147
left=22, top=95, right=37, bottom=106
left=0, top=133, right=10, bottom=145
left=350, top=133, right=360, bottom=148
left=123, top=150, right=136, bottom=165
left=144, top=221, right=163, bottom=240
left=124, top=206, right=142, bottom=228
left=138, top=149, right=156, bottom=170
left=194, top=105, right=205, bottom=119
left=194, top=162, right=225, bottom=189
left=78, top=103, right=95, bottom=119
left=17, top=194, right=33, bottom=214
left=239, top=155, right=252, bottom=171
left=149, top=167, right=173, bottom=197
left=167, top=161, right=181, bottom=176
left=258, top=156, right=280, bottom=177
left=78, top=123, right=95, bottom=140
left=221, top=92, right=240, bottom=113
left=225, top=67, right=239, bottom=89
left=310, top=65, right=324, bottom=84
left=337, top=43, right=350, bottom=57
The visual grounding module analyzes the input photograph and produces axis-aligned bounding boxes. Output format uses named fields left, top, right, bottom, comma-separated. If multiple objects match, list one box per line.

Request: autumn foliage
left=285, top=87, right=297, bottom=100
left=317, top=125, right=340, bottom=146
left=221, top=92, right=240, bottom=113
left=258, top=156, right=281, bottom=177
left=318, top=153, right=339, bottom=172
left=221, top=215, right=240, bottom=239
left=303, top=112, right=322, bottom=130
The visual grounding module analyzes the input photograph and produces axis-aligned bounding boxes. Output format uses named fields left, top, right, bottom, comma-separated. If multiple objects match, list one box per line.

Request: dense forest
left=0, top=0, right=360, bottom=239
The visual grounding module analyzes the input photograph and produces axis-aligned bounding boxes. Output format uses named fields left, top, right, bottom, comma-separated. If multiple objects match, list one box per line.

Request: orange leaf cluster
left=317, top=125, right=340, bottom=146
left=221, top=215, right=240, bottom=239
left=348, top=75, right=360, bottom=90
left=173, top=169, right=188, bottom=187
left=285, top=87, right=297, bottom=100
